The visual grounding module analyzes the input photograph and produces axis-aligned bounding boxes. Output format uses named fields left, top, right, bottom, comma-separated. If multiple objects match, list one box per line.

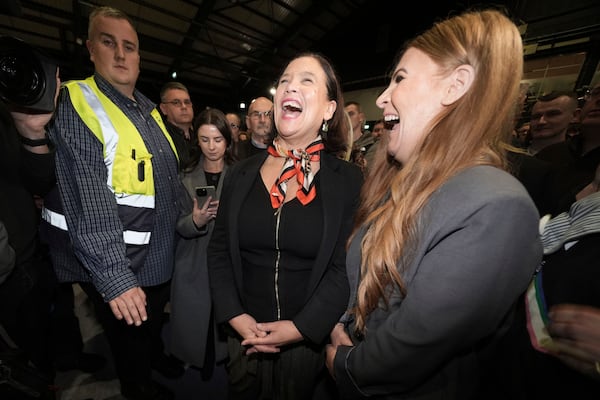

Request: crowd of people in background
left=2, top=4, right=600, bottom=400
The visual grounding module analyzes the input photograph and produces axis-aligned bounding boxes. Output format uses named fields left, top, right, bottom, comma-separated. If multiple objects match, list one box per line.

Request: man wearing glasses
left=159, top=81, right=196, bottom=170
left=238, top=96, right=274, bottom=160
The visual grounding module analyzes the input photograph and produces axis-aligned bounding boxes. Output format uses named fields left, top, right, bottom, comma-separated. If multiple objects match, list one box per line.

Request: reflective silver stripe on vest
left=123, top=230, right=152, bottom=245
left=77, top=83, right=119, bottom=191
left=115, top=193, right=155, bottom=208
left=41, top=208, right=151, bottom=245
left=41, top=207, right=68, bottom=231
left=77, top=83, right=156, bottom=209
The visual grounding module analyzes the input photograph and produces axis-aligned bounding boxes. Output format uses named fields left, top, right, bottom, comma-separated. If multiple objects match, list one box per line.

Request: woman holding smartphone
left=168, top=107, right=235, bottom=385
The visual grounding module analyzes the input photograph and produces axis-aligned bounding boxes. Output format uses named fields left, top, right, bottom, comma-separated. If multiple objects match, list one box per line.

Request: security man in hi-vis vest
left=47, top=6, right=187, bottom=400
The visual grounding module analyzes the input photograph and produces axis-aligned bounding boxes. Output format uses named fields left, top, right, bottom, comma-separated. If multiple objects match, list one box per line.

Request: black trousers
left=79, top=280, right=170, bottom=385
left=50, top=282, right=84, bottom=361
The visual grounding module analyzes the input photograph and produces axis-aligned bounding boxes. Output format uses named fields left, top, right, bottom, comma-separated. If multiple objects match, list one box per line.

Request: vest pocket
left=114, top=149, right=154, bottom=195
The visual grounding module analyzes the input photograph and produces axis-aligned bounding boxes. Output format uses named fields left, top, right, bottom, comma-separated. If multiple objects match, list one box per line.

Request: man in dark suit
left=159, top=81, right=197, bottom=170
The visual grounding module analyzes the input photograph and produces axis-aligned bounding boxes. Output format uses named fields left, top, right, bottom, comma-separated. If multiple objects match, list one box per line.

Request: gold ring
left=595, top=361, right=600, bottom=375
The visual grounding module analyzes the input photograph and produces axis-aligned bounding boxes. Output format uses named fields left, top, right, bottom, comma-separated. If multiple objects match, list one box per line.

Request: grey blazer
left=334, top=165, right=543, bottom=399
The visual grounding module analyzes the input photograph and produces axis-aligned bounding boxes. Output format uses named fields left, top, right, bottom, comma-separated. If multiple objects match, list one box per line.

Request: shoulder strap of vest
left=64, top=77, right=178, bottom=163
left=151, top=108, right=179, bottom=163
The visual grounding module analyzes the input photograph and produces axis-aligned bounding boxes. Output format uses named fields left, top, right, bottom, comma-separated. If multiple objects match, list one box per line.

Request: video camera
left=0, top=35, right=58, bottom=113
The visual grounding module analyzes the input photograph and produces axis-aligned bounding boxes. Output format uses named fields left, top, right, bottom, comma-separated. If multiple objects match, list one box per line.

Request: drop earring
left=321, top=119, right=329, bottom=133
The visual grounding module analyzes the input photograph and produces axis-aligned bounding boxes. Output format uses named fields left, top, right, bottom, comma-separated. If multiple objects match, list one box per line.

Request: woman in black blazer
left=207, top=52, right=363, bottom=400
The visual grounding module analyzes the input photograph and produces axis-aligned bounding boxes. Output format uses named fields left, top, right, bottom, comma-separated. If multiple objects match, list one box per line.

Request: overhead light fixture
left=239, top=102, right=246, bottom=109
left=171, top=71, right=177, bottom=79
left=241, top=43, right=252, bottom=51
left=269, top=87, right=276, bottom=96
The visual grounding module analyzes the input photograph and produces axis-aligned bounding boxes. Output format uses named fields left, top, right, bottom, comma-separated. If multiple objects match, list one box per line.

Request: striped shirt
left=540, top=190, right=600, bottom=255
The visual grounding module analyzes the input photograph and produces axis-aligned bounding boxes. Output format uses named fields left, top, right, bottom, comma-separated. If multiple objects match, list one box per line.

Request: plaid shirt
left=48, top=74, right=184, bottom=300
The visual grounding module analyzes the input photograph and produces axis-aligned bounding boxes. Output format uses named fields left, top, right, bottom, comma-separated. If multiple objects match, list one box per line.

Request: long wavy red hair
left=350, top=9, right=524, bottom=334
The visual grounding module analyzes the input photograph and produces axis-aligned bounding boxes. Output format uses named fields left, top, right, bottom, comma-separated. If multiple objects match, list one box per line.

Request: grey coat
left=334, top=165, right=543, bottom=399
left=168, top=157, right=229, bottom=368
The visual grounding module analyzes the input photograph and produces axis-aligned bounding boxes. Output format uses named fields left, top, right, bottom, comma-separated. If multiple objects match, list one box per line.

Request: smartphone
left=195, top=185, right=217, bottom=201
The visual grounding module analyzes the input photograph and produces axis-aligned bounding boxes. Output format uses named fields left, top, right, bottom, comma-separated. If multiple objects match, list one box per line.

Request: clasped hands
left=229, top=313, right=303, bottom=354
left=230, top=314, right=355, bottom=380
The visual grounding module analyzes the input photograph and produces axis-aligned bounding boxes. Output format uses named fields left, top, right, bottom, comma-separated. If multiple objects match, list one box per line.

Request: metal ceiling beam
left=251, top=0, right=335, bottom=81
left=168, top=0, right=217, bottom=76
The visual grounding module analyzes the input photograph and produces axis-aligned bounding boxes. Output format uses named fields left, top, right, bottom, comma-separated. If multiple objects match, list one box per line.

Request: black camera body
left=0, top=35, right=58, bottom=113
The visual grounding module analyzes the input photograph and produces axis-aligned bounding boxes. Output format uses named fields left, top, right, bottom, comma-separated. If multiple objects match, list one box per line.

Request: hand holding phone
left=193, top=186, right=219, bottom=228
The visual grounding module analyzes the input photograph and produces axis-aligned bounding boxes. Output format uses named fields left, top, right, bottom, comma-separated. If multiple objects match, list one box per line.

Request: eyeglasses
left=249, top=110, right=272, bottom=119
left=162, top=99, right=192, bottom=107
left=229, top=123, right=240, bottom=129
left=584, top=87, right=600, bottom=102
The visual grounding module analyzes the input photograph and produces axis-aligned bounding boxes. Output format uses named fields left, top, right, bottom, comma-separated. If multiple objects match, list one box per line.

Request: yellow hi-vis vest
left=58, top=76, right=178, bottom=247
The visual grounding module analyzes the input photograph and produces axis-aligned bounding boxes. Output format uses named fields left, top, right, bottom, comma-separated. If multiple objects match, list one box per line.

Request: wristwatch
left=19, top=134, right=50, bottom=147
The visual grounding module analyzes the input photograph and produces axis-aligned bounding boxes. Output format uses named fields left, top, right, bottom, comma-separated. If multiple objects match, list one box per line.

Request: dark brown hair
left=277, top=52, right=349, bottom=158
left=185, top=108, right=235, bottom=171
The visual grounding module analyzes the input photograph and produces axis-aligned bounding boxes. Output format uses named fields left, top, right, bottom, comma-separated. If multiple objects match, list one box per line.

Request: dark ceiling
left=1, top=0, right=600, bottom=112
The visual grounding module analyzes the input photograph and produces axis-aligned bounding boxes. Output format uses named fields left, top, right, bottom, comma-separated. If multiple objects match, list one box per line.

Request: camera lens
left=0, top=36, right=56, bottom=112
left=0, top=39, right=45, bottom=106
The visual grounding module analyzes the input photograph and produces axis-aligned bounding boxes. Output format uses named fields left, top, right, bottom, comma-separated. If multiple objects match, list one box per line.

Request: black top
left=238, top=173, right=323, bottom=322
left=548, top=145, right=600, bottom=214
left=204, top=171, right=222, bottom=188
left=163, top=118, right=197, bottom=171
left=508, top=151, right=556, bottom=216
left=237, top=139, right=267, bottom=161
